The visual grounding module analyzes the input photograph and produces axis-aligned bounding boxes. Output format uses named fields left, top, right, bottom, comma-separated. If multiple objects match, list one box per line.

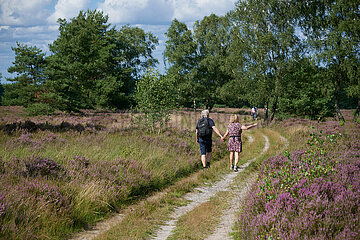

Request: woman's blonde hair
left=229, top=114, right=239, bottom=123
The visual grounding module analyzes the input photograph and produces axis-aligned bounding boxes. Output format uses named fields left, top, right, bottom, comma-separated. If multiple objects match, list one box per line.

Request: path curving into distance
left=152, top=134, right=270, bottom=240
left=72, top=133, right=288, bottom=240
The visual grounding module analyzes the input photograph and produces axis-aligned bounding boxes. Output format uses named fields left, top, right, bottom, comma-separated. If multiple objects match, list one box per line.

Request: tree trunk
left=354, top=98, right=360, bottom=122
left=334, top=98, right=344, bottom=122
left=264, top=101, right=269, bottom=121
left=270, top=96, right=278, bottom=121
left=334, top=76, right=345, bottom=122
left=206, top=98, right=214, bottom=111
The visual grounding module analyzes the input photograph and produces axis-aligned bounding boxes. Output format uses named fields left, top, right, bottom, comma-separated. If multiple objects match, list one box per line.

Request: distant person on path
left=221, top=114, right=257, bottom=172
left=251, top=106, right=257, bottom=121
left=196, top=109, right=223, bottom=170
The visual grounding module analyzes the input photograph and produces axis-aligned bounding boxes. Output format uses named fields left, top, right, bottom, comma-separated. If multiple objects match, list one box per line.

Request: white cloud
left=47, top=0, right=90, bottom=24
left=0, top=25, right=57, bottom=58
left=0, top=0, right=53, bottom=26
left=172, top=0, right=236, bottom=22
left=98, top=0, right=236, bottom=25
left=12, top=26, right=57, bottom=41
left=99, top=0, right=174, bottom=24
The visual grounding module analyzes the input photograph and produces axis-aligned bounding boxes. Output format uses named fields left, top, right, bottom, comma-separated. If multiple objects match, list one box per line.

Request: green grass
left=93, top=128, right=269, bottom=239
left=0, top=108, right=282, bottom=240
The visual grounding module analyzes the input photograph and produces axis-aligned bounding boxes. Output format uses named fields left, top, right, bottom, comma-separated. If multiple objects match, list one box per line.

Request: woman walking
left=221, top=114, right=257, bottom=172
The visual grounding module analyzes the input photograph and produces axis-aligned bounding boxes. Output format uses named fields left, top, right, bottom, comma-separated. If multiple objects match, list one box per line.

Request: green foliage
left=3, top=43, right=46, bottom=107
left=193, top=14, right=233, bottom=109
left=218, top=78, right=249, bottom=108
left=164, top=19, right=200, bottom=108
left=296, top=0, right=360, bottom=121
left=3, top=10, right=159, bottom=113
left=25, top=103, right=56, bottom=116
left=2, top=3, right=358, bottom=120
left=164, top=15, right=232, bottom=109
left=2, top=83, right=33, bottom=107
left=118, top=25, right=159, bottom=79
left=43, top=10, right=158, bottom=112
left=134, top=69, right=177, bottom=132
left=228, top=0, right=302, bottom=120
left=45, top=10, right=121, bottom=112
left=278, top=58, right=334, bottom=120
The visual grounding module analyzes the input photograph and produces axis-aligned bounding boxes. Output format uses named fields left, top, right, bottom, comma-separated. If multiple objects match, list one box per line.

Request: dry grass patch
left=93, top=170, right=204, bottom=240
left=168, top=191, right=232, bottom=240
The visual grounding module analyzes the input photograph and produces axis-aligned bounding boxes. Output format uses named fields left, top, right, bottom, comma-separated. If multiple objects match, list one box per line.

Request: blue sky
left=0, top=0, right=237, bottom=84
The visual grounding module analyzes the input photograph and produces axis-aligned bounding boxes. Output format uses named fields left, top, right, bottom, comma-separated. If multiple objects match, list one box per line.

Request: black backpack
left=198, top=118, right=212, bottom=137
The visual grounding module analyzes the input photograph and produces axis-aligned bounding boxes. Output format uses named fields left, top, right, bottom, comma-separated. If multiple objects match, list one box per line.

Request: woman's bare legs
left=229, top=151, right=234, bottom=169
left=234, top=151, right=239, bottom=167
left=233, top=152, right=240, bottom=172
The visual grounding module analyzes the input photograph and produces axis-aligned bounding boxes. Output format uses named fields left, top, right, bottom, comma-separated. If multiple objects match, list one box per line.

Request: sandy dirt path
left=72, top=133, right=287, bottom=240
left=152, top=135, right=270, bottom=240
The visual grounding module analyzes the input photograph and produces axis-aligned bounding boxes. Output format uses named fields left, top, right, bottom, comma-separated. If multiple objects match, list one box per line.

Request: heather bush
left=0, top=123, right=213, bottom=239
left=22, top=156, right=63, bottom=178
left=0, top=150, right=200, bottom=239
left=236, top=121, right=360, bottom=239
left=6, top=131, right=66, bottom=151
left=0, top=120, right=103, bottom=135
left=0, top=176, right=70, bottom=239
left=0, top=108, right=228, bottom=239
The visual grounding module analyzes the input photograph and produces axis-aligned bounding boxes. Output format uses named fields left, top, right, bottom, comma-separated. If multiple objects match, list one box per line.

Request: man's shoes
left=234, top=166, right=238, bottom=172
left=206, top=162, right=210, bottom=168
left=230, top=165, right=234, bottom=170
left=203, top=167, right=207, bottom=171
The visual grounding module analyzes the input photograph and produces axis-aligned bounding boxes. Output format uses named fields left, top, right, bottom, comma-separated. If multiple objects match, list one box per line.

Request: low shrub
left=235, top=121, right=360, bottom=239
left=25, top=103, right=56, bottom=116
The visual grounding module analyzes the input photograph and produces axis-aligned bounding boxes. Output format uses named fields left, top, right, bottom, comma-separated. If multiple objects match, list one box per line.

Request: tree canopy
left=3, top=42, right=46, bottom=108
left=162, top=0, right=358, bottom=121
left=2, top=2, right=359, bottom=121
left=3, top=10, right=159, bottom=113
left=296, top=0, right=360, bottom=121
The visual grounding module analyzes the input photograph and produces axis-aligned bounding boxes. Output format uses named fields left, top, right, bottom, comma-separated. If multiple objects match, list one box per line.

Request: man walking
left=196, top=110, right=223, bottom=170
left=251, top=106, right=257, bottom=121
